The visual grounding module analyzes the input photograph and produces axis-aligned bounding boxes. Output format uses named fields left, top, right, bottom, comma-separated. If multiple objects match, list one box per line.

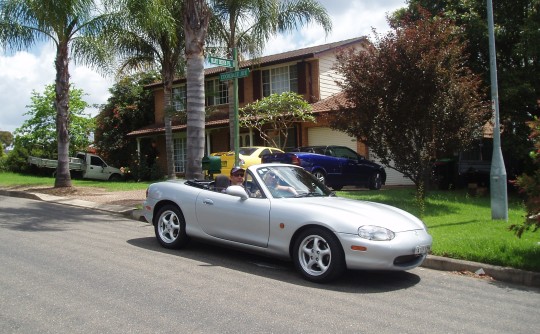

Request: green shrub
left=4, top=145, right=30, bottom=173
left=512, top=117, right=540, bottom=237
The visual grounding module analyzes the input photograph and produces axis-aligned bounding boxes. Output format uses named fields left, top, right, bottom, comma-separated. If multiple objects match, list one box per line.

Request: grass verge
left=0, top=171, right=152, bottom=191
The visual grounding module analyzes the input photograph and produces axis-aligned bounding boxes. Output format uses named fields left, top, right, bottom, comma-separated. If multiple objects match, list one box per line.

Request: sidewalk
left=1, top=187, right=539, bottom=288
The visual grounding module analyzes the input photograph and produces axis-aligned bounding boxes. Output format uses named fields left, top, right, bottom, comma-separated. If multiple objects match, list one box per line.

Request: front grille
left=393, top=254, right=424, bottom=267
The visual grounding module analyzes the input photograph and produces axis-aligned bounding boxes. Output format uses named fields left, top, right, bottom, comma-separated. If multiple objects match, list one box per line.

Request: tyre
left=109, top=174, right=122, bottom=182
left=369, top=172, right=382, bottom=190
left=293, top=228, right=346, bottom=283
left=312, top=170, right=326, bottom=185
left=154, top=204, right=189, bottom=249
left=331, top=185, right=343, bottom=191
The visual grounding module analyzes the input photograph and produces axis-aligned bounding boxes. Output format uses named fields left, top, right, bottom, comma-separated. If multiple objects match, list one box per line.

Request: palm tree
left=107, top=0, right=186, bottom=179
left=208, top=0, right=333, bottom=150
left=184, top=0, right=211, bottom=180
left=0, top=0, right=114, bottom=187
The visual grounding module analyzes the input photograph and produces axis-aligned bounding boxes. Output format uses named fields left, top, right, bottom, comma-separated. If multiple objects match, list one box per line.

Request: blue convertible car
left=262, top=145, right=386, bottom=191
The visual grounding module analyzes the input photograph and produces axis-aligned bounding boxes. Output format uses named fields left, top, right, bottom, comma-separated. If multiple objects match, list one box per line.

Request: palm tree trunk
left=163, top=69, right=176, bottom=179
left=184, top=0, right=210, bottom=180
left=54, top=41, right=72, bottom=188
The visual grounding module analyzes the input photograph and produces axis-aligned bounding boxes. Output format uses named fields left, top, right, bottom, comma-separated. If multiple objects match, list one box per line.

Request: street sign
left=208, top=56, right=234, bottom=68
left=219, top=68, right=250, bottom=81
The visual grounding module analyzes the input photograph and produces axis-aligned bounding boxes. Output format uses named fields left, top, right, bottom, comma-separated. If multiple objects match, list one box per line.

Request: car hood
left=290, top=196, right=425, bottom=233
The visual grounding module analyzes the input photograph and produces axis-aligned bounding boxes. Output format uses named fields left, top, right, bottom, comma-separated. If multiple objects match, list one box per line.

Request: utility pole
left=487, top=0, right=508, bottom=220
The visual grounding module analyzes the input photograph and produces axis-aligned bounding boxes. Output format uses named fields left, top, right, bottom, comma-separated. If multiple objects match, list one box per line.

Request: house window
left=173, top=86, right=187, bottom=111
left=262, top=65, right=298, bottom=97
left=173, top=137, right=187, bottom=173
left=205, top=79, right=229, bottom=106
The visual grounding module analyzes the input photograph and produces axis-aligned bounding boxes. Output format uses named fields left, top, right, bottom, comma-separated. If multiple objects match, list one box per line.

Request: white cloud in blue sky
left=0, top=0, right=406, bottom=133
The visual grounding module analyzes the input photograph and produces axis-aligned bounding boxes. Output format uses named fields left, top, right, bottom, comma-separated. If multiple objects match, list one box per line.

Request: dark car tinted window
left=331, top=147, right=359, bottom=159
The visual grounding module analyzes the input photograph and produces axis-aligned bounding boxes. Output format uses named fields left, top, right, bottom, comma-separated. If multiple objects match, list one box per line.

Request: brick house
left=127, top=36, right=413, bottom=185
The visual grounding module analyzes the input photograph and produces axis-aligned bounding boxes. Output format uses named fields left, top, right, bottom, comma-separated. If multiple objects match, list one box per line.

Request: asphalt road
left=0, top=195, right=538, bottom=334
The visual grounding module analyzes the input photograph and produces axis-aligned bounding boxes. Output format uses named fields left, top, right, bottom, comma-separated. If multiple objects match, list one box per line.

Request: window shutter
left=252, top=70, right=261, bottom=101
left=297, top=62, right=307, bottom=95
left=239, top=77, right=245, bottom=103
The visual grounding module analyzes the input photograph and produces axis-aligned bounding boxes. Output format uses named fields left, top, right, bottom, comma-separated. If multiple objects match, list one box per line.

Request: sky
left=0, top=0, right=407, bottom=133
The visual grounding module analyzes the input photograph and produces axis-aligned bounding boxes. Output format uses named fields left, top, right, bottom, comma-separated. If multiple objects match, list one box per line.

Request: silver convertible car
left=143, top=164, right=432, bottom=283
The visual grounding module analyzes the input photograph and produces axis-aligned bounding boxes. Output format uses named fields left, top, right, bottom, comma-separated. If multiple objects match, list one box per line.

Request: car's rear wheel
left=293, top=228, right=346, bottom=283
left=369, top=172, right=382, bottom=190
left=312, top=170, right=326, bottom=185
left=154, top=204, right=189, bottom=249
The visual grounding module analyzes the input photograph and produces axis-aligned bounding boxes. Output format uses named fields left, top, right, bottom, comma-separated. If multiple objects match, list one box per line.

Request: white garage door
left=307, top=127, right=414, bottom=186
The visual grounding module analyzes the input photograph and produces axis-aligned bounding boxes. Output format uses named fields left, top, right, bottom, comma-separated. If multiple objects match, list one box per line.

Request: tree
left=393, top=0, right=540, bottom=177
left=332, top=9, right=490, bottom=199
left=240, top=92, right=314, bottom=150
left=15, top=84, right=94, bottom=157
left=94, top=72, right=158, bottom=169
left=184, top=0, right=211, bottom=180
left=207, top=0, right=332, bottom=150
left=103, top=0, right=186, bottom=179
left=0, top=131, right=13, bottom=148
left=0, top=0, right=114, bottom=187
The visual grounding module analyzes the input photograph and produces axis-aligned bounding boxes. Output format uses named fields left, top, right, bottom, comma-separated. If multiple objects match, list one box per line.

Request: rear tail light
left=291, top=155, right=301, bottom=166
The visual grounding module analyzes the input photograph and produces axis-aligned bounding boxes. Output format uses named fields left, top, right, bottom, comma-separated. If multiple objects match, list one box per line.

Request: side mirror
left=226, top=185, right=249, bottom=200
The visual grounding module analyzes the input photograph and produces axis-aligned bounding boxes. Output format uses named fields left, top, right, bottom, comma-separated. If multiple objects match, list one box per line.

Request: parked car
left=143, top=163, right=432, bottom=283
left=208, top=146, right=284, bottom=177
left=262, top=145, right=386, bottom=190
left=28, top=152, right=123, bottom=181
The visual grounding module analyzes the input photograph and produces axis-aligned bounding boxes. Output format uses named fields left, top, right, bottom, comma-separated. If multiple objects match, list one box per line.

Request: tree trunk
left=54, top=41, right=72, bottom=188
left=162, top=67, right=176, bottom=179
left=184, top=0, right=209, bottom=180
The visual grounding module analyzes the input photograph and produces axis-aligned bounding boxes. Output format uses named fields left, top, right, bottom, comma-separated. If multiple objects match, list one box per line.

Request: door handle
left=202, top=199, right=214, bottom=205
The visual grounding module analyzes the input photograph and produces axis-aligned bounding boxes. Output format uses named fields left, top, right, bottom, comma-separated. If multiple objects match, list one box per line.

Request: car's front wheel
left=154, top=204, right=189, bottom=249
left=293, top=228, right=346, bottom=283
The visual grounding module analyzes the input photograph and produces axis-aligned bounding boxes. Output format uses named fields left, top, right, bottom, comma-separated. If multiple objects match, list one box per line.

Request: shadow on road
left=127, top=236, right=421, bottom=293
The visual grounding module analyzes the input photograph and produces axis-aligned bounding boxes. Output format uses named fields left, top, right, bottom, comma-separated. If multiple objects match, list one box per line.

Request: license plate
left=414, top=245, right=431, bottom=255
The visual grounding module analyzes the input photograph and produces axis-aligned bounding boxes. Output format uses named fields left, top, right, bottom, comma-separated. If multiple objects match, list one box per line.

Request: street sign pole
left=487, top=0, right=508, bottom=220
left=233, top=47, right=240, bottom=167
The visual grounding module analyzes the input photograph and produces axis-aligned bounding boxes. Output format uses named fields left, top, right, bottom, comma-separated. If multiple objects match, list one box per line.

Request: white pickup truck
left=28, top=152, right=123, bottom=181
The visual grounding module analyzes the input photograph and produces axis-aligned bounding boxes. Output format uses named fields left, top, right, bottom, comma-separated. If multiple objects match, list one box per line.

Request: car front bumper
left=338, top=229, right=433, bottom=271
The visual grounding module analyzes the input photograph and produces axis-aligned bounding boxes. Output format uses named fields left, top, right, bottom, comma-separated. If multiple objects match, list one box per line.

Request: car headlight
left=358, top=225, right=395, bottom=241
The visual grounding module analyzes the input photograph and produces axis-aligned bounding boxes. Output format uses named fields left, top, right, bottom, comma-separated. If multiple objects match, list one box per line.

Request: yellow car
left=210, top=146, right=284, bottom=177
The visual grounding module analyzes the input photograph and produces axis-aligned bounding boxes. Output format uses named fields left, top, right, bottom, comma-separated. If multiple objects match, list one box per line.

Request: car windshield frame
left=254, top=165, right=333, bottom=198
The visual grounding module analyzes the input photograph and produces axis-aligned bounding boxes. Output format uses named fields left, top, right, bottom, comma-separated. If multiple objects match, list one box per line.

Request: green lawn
left=1, top=172, right=539, bottom=272
left=0, top=172, right=152, bottom=191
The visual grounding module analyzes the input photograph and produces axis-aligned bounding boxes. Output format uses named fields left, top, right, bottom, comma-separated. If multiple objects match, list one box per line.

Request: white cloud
left=0, top=0, right=407, bottom=133
left=0, top=43, right=112, bottom=133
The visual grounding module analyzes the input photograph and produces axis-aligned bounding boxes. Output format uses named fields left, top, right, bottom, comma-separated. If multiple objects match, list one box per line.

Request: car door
left=195, top=187, right=271, bottom=247
left=330, top=147, right=372, bottom=185
left=85, top=155, right=110, bottom=180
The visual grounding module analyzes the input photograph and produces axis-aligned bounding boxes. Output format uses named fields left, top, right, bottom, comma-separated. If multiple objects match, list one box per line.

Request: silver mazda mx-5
left=143, top=163, right=432, bottom=283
